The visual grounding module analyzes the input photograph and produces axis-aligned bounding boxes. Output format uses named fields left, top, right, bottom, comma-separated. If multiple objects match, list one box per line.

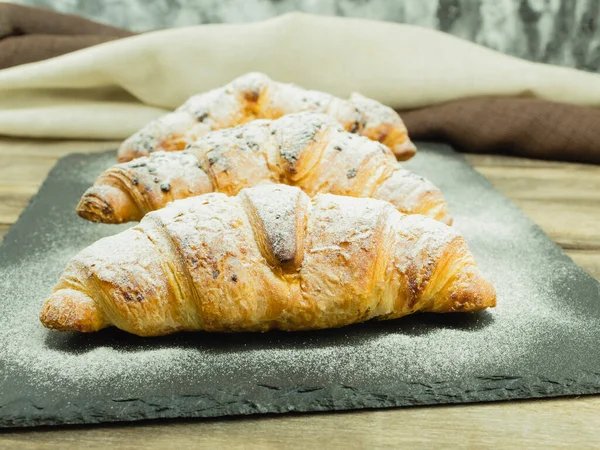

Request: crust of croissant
left=117, top=72, right=416, bottom=163
left=78, top=113, right=451, bottom=226
left=40, top=288, right=108, bottom=333
left=43, top=185, right=494, bottom=336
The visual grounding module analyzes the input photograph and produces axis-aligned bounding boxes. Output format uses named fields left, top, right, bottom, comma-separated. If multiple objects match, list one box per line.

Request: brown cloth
left=401, top=97, right=600, bottom=164
left=0, top=3, right=134, bottom=69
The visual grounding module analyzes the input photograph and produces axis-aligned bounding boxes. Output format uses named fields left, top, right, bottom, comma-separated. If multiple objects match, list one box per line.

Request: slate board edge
left=3, top=374, right=600, bottom=429
left=0, top=150, right=117, bottom=249
left=2, top=146, right=599, bottom=429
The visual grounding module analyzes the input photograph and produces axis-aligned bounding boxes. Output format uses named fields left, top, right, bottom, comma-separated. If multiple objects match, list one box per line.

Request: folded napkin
left=402, top=98, right=600, bottom=164
left=0, top=3, right=134, bottom=69
left=1, top=12, right=599, bottom=164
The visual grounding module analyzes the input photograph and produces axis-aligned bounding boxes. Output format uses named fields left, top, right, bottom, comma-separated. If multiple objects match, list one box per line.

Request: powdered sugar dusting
left=0, top=144, right=598, bottom=410
left=85, top=184, right=118, bottom=198
left=239, top=185, right=308, bottom=266
left=307, top=193, right=386, bottom=256
left=124, top=150, right=206, bottom=192
left=120, top=111, right=196, bottom=158
left=98, top=150, right=214, bottom=216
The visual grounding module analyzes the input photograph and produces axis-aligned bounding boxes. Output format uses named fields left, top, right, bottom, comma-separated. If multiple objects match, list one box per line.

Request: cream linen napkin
left=2, top=12, right=600, bottom=140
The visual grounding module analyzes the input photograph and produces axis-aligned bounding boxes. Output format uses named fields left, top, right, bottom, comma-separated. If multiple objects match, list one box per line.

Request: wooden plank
left=475, top=166, right=600, bottom=203
left=509, top=200, right=600, bottom=250
left=467, top=154, right=600, bottom=252
left=566, top=249, right=600, bottom=280
left=0, top=138, right=121, bottom=159
left=0, top=188, right=38, bottom=225
left=0, top=156, right=57, bottom=188
left=465, top=153, right=596, bottom=170
left=3, top=396, right=600, bottom=449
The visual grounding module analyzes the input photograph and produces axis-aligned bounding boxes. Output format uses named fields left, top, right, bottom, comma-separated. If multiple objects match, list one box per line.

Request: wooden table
left=1, top=138, right=599, bottom=448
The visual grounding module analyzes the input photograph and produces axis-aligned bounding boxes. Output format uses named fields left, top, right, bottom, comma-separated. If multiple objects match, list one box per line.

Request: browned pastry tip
left=371, top=167, right=453, bottom=226
left=116, top=146, right=143, bottom=163
left=40, top=288, right=108, bottom=333
left=418, top=191, right=453, bottom=226
left=431, top=264, right=496, bottom=313
left=77, top=185, right=142, bottom=224
left=391, top=139, right=417, bottom=161
left=350, top=118, right=417, bottom=162
left=79, top=150, right=214, bottom=224
left=117, top=133, right=190, bottom=163
left=359, top=119, right=417, bottom=161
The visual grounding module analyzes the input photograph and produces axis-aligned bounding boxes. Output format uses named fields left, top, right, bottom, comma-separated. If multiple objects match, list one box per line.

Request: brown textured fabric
left=400, top=97, right=600, bottom=164
left=0, top=3, right=134, bottom=69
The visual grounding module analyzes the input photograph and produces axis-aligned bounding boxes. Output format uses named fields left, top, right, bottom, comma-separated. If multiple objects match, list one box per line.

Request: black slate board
left=1, top=143, right=599, bottom=428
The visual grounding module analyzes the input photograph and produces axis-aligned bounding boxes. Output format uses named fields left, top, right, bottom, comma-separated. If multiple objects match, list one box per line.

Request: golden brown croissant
left=41, top=185, right=495, bottom=336
left=117, top=72, right=416, bottom=163
left=79, top=112, right=451, bottom=225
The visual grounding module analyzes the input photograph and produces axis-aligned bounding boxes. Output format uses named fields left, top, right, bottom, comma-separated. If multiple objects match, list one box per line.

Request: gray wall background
left=6, top=0, right=600, bottom=71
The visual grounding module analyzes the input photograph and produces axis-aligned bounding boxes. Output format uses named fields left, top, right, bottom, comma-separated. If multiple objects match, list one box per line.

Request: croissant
left=79, top=112, right=451, bottom=225
left=41, top=184, right=495, bottom=336
left=117, top=72, right=416, bottom=163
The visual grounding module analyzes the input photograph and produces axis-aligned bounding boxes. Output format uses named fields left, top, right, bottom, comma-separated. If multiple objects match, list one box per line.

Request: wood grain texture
left=0, top=139, right=599, bottom=447
left=3, top=397, right=600, bottom=449
left=464, top=154, right=600, bottom=260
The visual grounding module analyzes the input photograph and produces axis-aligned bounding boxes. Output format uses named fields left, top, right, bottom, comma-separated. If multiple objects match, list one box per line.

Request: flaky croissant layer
left=78, top=112, right=451, bottom=225
left=42, top=185, right=495, bottom=336
left=117, top=72, right=416, bottom=163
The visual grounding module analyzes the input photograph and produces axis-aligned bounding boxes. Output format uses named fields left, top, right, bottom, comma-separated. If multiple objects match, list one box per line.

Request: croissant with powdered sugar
left=117, top=72, right=416, bottom=163
left=79, top=112, right=451, bottom=225
left=41, top=184, right=495, bottom=336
